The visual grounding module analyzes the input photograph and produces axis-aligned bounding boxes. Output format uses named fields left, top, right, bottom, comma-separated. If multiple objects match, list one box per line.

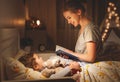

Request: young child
left=19, top=52, right=81, bottom=78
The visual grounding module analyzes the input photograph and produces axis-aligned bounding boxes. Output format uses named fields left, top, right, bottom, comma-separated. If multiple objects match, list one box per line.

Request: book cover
left=55, top=45, right=80, bottom=61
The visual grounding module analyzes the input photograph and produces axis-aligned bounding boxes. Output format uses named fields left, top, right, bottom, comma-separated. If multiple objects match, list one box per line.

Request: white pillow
left=5, top=57, right=26, bottom=80
left=14, top=49, right=28, bottom=60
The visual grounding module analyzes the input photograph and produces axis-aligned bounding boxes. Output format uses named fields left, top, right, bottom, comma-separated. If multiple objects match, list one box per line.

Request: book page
left=55, top=45, right=66, bottom=51
left=55, top=45, right=80, bottom=61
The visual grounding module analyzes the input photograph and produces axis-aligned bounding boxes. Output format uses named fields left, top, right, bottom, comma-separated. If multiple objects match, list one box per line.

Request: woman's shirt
left=75, top=22, right=103, bottom=65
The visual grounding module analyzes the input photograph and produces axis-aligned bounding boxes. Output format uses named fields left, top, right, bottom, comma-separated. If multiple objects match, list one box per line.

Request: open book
left=55, top=45, right=80, bottom=61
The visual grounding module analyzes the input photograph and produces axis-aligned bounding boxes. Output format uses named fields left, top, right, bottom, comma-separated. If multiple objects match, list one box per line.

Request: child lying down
left=5, top=52, right=120, bottom=82
left=18, top=52, right=81, bottom=79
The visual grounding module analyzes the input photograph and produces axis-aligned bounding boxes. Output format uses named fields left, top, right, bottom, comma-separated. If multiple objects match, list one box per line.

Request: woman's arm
left=64, top=42, right=96, bottom=62
left=49, top=66, right=71, bottom=78
left=50, top=61, right=80, bottom=78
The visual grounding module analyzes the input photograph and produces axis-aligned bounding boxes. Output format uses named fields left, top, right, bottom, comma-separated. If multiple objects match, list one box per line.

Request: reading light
left=30, top=17, right=41, bottom=28
left=36, top=20, right=41, bottom=26
left=26, top=17, right=45, bottom=30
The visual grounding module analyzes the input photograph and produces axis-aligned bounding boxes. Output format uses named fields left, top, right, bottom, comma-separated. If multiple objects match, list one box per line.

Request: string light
left=102, top=2, right=120, bottom=42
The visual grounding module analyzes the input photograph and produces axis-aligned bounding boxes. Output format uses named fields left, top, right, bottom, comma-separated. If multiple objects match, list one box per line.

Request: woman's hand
left=69, top=61, right=81, bottom=75
left=59, top=49, right=78, bottom=59
left=59, top=54, right=69, bottom=59
left=69, top=61, right=80, bottom=70
left=58, top=49, right=73, bottom=59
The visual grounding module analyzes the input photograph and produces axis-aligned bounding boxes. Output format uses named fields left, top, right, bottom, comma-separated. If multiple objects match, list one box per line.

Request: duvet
left=80, top=61, right=120, bottom=82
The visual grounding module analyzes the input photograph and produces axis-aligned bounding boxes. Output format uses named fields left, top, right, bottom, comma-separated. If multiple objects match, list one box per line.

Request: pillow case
left=103, top=41, right=120, bottom=55
left=5, top=57, right=44, bottom=80
left=14, top=49, right=28, bottom=60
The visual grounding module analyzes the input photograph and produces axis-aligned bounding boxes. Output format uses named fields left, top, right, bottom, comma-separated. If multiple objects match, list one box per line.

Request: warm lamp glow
left=36, top=20, right=40, bottom=26
left=102, top=2, right=120, bottom=42
left=26, top=17, right=45, bottom=30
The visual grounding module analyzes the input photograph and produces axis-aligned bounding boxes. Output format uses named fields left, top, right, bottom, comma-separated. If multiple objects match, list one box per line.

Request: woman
left=62, top=0, right=103, bottom=64
left=61, top=1, right=120, bottom=82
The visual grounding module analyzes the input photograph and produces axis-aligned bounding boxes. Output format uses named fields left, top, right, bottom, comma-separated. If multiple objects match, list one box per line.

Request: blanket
left=80, top=61, right=120, bottom=82
left=78, top=42, right=120, bottom=82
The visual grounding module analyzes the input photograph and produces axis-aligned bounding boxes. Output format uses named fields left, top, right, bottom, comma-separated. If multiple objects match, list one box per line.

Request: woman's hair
left=64, top=0, right=86, bottom=14
left=19, top=53, right=37, bottom=69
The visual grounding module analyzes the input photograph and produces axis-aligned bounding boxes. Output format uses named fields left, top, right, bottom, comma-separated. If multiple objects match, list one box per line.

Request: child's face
left=33, top=54, right=44, bottom=70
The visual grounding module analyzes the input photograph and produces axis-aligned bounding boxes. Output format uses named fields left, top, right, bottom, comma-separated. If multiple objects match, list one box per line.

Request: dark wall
left=0, top=0, right=25, bottom=81
left=0, top=0, right=25, bottom=59
left=25, top=0, right=57, bottom=51
left=0, top=0, right=25, bottom=38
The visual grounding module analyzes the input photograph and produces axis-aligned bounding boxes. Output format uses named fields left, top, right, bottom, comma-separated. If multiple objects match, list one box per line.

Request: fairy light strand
left=102, top=2, right=120, bottom=42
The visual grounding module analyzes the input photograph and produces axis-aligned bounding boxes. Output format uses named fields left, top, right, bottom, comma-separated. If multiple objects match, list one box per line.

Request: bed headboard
left=0, top=28, right=20, bottom=59
left=0, top=28, right=20, bottom=81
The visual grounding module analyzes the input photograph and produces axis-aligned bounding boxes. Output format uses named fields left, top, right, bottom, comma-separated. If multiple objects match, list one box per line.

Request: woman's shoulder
left=85, top=22, right=99, bottom=33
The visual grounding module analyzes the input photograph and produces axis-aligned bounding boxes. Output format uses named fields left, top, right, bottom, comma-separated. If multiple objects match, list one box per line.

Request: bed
left=0, top=28, right=76, bottom=82
left=0, top=28, right=120, bottom=82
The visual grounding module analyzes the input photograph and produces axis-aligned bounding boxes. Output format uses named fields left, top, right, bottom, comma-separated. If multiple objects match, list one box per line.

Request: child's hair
left=19, top=53, right=37, bottom=69
left=64, top=0, right=86, bottom=14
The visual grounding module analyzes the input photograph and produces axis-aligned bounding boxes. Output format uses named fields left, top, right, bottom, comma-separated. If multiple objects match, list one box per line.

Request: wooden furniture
left=25, top=29, right=47, bottom=52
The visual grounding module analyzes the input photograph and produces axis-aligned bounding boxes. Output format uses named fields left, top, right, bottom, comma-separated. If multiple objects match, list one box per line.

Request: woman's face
left=63, top=10, right=81, bottom=27
left=33, top=54, right=44, bottom=70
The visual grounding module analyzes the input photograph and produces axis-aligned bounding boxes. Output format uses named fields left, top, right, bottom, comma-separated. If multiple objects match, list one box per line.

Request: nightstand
left=25, top=29, right=47, bottom=52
